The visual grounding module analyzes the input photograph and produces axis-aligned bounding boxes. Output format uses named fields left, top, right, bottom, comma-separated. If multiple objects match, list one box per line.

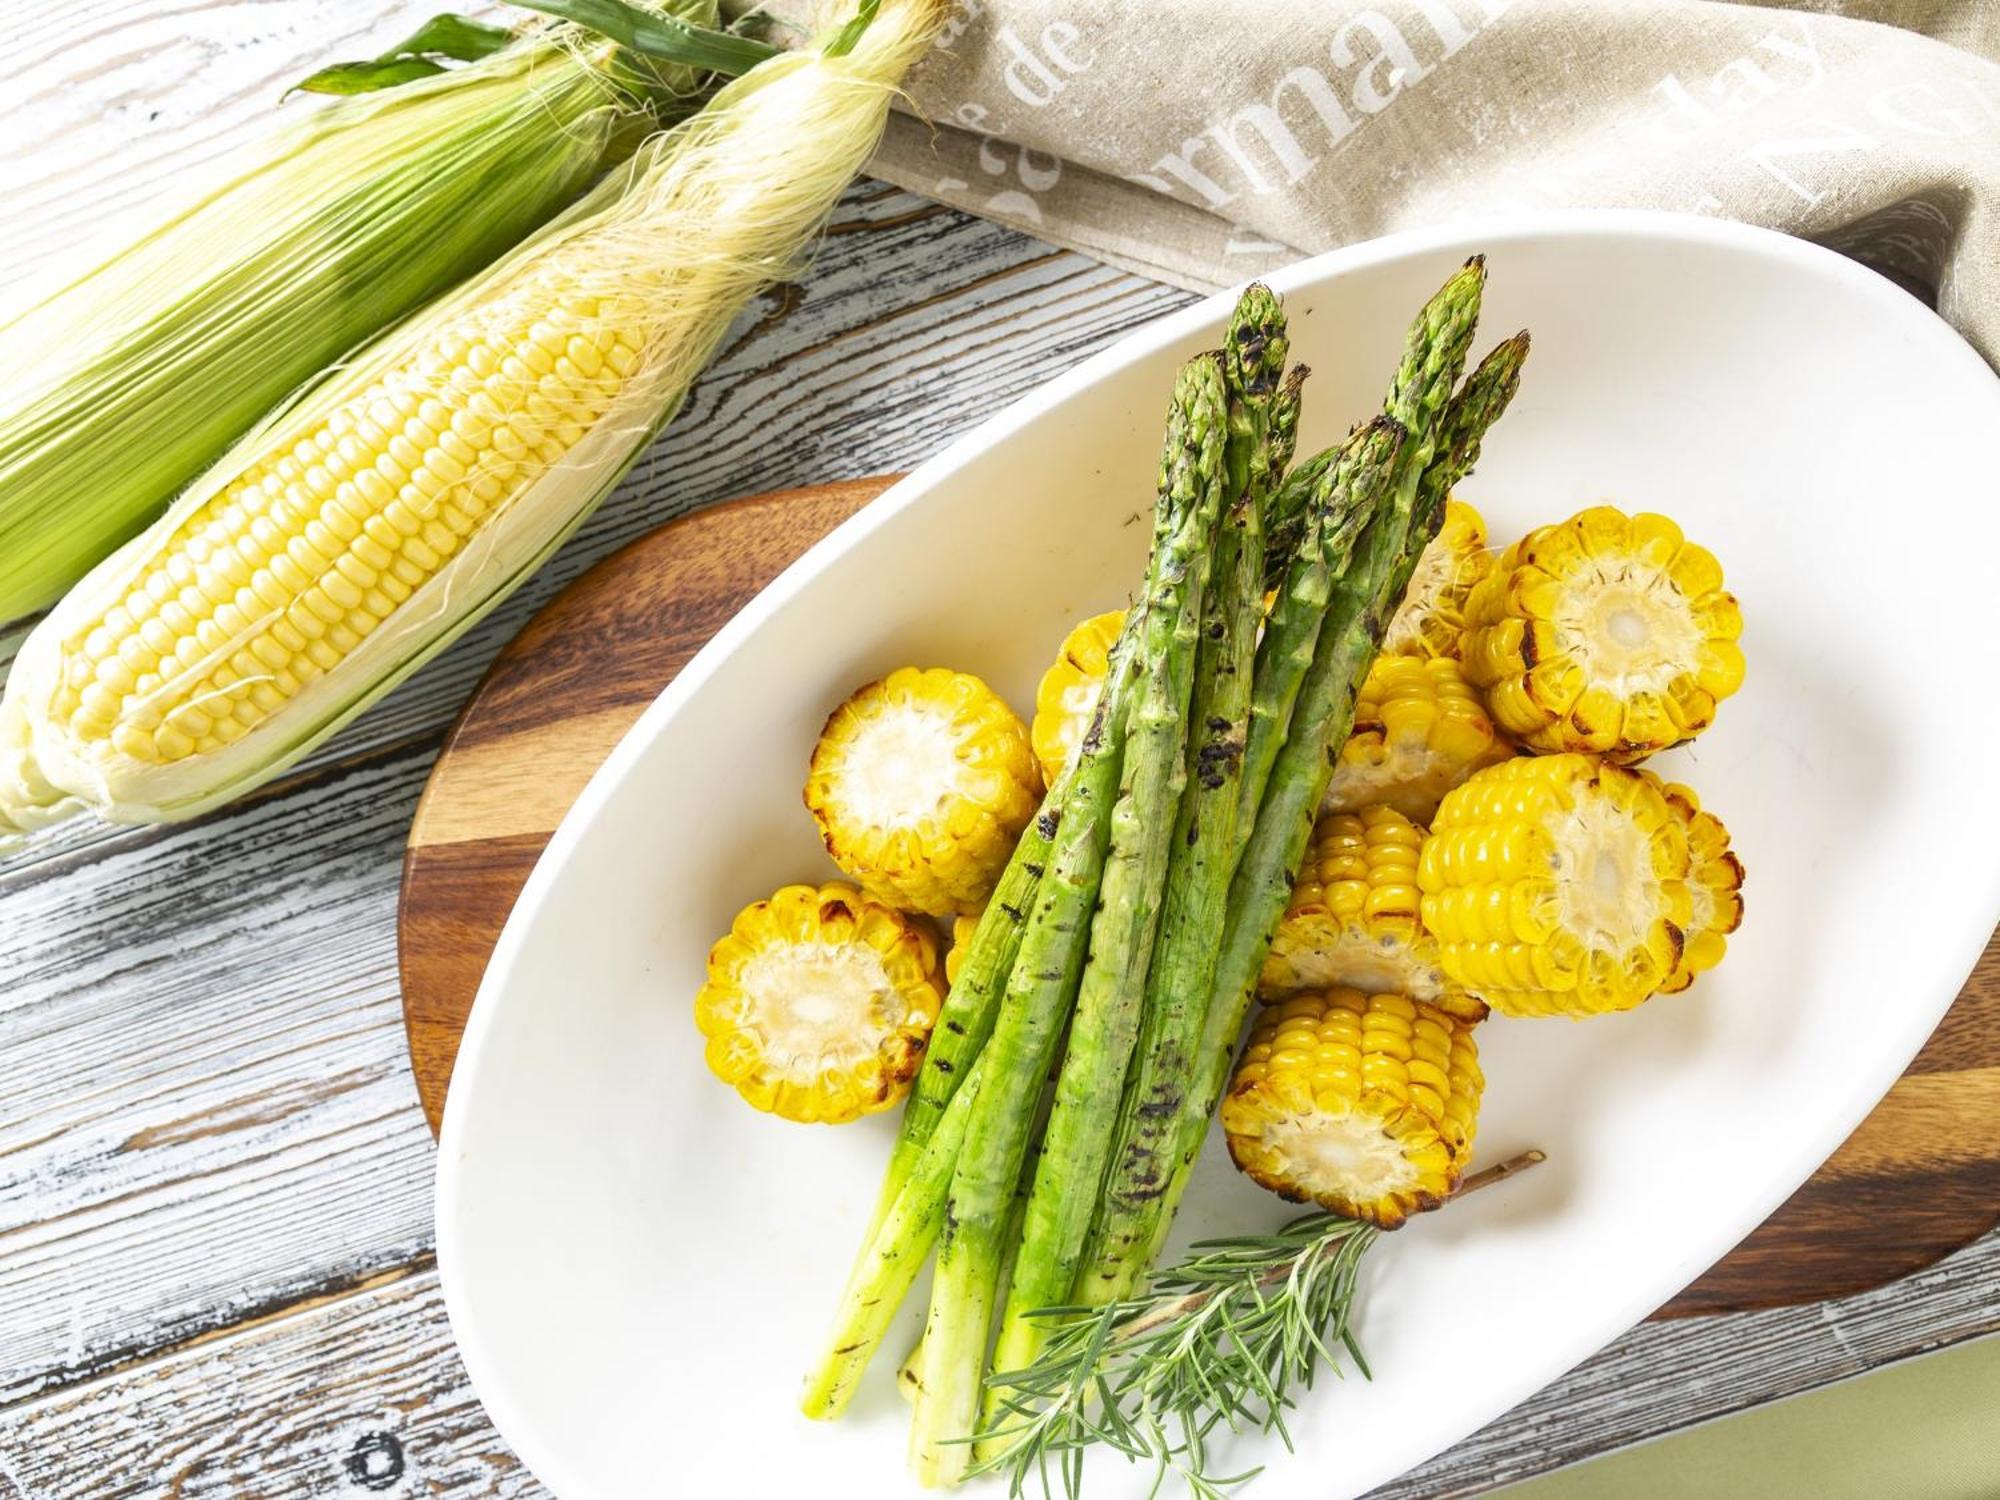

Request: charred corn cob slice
left=1222, top=987, right=1482, bottom=1228
left=696, top=882, right=944, bottom=1124
left=1323, top=655, right=1512, bottom=823
left=944, top=910, right=981, bottom=989
left=1261, top=805, right=1483, bottom=1020
left=1030, top=609, right=1124, bottom=788
left=1420, top=754, right=1693, bottom=1017
left=1653, top=780, right=1744, bottom=993
left=806, top=667, right=1040, bottom=916
left=1462, top=506, right=1745, bottom=762
left=1382, top=498, right=1493, bottom=659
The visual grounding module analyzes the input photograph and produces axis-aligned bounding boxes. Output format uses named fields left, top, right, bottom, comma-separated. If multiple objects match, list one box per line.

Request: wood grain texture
left=2, top=2, right=1996, bottom=1495
left=398, top=479, right=2000, bottom=1319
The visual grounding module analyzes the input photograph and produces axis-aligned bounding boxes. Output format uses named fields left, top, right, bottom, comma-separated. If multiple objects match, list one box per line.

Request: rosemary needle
left=971, top=1150, right=1546, bottom=1499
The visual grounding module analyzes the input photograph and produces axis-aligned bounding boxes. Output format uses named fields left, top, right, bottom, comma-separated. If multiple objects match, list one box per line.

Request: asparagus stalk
left=909, top=355, right=1230, bottom=1485
left=1072, top=431, right=1400, bottom=1303
left=800, top=1052, right=990, bottom=1419
left=1258, top=364, right=1314, bottom=587
left=867, top=784, right=1058, bottom=1240
left=1067, top=292, right=1290, bottom=1310
left=983, top=294, right=1272, bottom=1401
left=1235, top=421, right=1402, bottom=840
left=1141, top=281, right=1529, bottom=1275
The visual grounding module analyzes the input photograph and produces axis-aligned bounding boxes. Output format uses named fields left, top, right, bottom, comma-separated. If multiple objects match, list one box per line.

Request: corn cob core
left=1261, top=805, right=1483, bottom=1021
left=1462, top=505, right=1745, bottom=763
left=806, top=667, right=1040, bottom=916
left=1029, top=609, right=1124, bottom=788
left=696, top=882, right=943, bottom=1124
left=1382, top=498, right=1493, bottom=659
left=1322, top=655, right=1513, bottom=823
left=1654, top=779, right=1744, bottom=994
left=44, top=268, right=642, bottom=766
left=1420, top=754, right=1693, bottom=1017
left=1222, top=988, right=1482, bottom=1228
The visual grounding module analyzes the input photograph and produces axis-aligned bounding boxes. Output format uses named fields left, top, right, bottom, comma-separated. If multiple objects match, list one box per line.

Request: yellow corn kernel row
left=1420, top=754, right=1692, bottom=1017
left=1261, top=805, right=1483, bottom=1020
left=49, top=276, right=638, bottom=765
left=1323, top=655, right=1513, bottom=823
left=1462, top=505, right=1744, bottom=763
left=1222, top=987, right=1482, bottom=1228
left=1382, top=498, right=1494, bottom=659
left=1030, top=608, right=1123, bottom=788
left=696, top=882, right=944, bottom=1124
left=806, top=667, right=1040, bottom=916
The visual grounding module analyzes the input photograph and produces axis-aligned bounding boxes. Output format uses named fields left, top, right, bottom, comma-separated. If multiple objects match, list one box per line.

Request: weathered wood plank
left=0, top=1265, right=543, bottom=1499
left=0, top=747, right=440, bottom=1403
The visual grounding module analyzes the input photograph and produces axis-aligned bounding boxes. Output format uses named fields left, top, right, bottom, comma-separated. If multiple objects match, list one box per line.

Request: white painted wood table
left=1, top=5, right=1996, bottom=1496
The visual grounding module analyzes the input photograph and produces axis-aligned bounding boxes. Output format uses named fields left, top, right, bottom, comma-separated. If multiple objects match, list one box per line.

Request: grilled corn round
left=695, top=882, right=944, bottom=1124
left=1030, top=609, right=1124, bottom=788
left=806, top=667, right=1040, bottom=916
left=1462, top=506, right=1745, bottom=762
left=1261, top=805, right=1483, bottom=1020
left=1222, top=987, right=1483, bottom=1228
left=1322, top=656, right=1512, bottom=823
left=1419, top=754, right=1693, bottom=1017
left=1382, top=498, right=1493, bottom=659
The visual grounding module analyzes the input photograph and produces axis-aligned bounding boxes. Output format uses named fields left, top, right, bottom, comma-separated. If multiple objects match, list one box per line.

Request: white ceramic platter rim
left=436, top=209, right=2000, bottom=1499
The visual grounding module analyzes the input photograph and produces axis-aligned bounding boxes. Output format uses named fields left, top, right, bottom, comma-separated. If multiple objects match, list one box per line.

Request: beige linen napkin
left=749, top=1, right=2000, bottom=363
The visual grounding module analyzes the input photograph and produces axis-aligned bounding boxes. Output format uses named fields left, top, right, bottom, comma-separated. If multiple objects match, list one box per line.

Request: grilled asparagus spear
left=907, top=354, right=1229, bottom=1485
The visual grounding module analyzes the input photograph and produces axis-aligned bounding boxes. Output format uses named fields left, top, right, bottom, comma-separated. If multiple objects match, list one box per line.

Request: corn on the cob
left=1322, top=655, right=1512, bottom=822
left=0, top=0, right=948, bottom=833
left=1420, top=754, right=1693, bottom=1017
left=1462, top=505, right=1745, bottom=762
left=1029, top=609, right=1124, bottom=788
left=0, top=20, right=720, bottom=626
left=1260, top=805, right=1483, bottom=1019
left=806, top=667, right=1040, bottom=916
left=1654, top=779, right=1744, bottom=993
left=696, top=882, right=943, bottom=1123
left=1381, top=497, right=1492, bottom=658
left=1221, top=987, right=1482, bottom=1228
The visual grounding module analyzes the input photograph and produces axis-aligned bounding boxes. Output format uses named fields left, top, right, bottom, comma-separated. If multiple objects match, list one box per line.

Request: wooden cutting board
left=398, top=476, right=2000, bottom=1319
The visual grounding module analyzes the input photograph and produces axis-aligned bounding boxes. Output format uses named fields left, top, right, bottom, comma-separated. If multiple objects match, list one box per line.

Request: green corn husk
left=0, top=9, right=718, bottom=626
left=0, top=0, right=947, bottom=836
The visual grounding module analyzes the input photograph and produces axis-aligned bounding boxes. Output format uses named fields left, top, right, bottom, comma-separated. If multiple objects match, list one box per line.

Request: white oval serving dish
left=436, top=210, right=2000, bottom=1499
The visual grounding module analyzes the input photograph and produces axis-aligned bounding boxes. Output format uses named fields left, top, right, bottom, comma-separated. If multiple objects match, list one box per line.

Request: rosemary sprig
left=971, top=1150, right=1546, bottom=1499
